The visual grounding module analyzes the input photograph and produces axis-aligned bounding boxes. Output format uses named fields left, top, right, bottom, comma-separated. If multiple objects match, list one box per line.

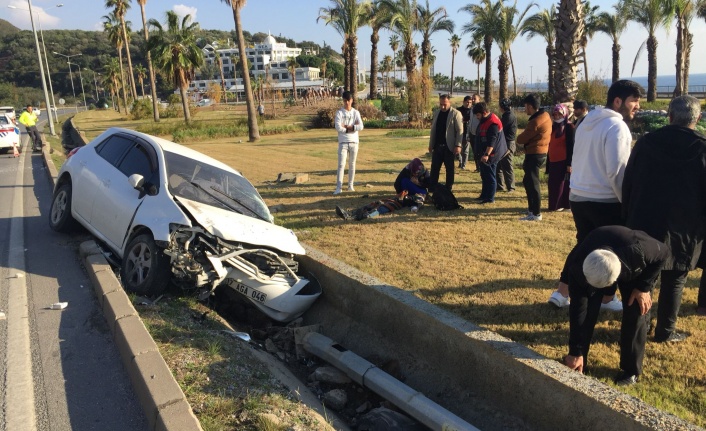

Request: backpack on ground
left=432, top=184, right=462, bottom=211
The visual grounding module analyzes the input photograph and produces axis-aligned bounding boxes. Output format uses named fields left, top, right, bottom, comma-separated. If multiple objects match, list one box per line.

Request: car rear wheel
left=49, top=183, right=77, bottom=232
left=120, top=233, right=171, bottom=296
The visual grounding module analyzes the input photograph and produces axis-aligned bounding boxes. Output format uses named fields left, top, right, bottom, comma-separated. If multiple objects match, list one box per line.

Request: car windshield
left=164, top=151, right=271, bottom=222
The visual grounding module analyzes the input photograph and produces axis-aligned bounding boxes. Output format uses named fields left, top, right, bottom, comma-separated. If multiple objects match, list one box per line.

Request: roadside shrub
left=364, top=119, right=388, bottom=128
left=357, top=83, right=366, bottom=92
left=356, top=102, right=385, bottom=121
left=516, top=111, right=530, bottom=129
left=311, top=107, right=336, bottom=128
left=130, top=99, right=153, bottom=120
left=639, top=100, right=670, bottom=111
left=380, top=95, right=408, bottom=117
left=386, top=129, right=428, bottom=137
left=576, top=78, right=609, bottom=106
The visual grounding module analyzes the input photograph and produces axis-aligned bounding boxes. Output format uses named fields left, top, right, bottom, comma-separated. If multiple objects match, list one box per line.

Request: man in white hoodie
left=548, top=80, right=643, bottom=310
left=333, top=91, right=364, bottom=195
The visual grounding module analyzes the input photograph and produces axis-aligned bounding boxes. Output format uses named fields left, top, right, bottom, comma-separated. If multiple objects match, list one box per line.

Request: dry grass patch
left=73, top=108, right=706, bottom=428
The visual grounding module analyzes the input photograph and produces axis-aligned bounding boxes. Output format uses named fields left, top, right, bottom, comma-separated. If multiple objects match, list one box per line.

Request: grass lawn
left=70, top=106, right=706, bottom=428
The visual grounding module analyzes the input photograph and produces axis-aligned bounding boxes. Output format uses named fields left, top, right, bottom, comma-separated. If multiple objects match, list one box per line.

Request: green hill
left=0, top=19, right=20, bottom=37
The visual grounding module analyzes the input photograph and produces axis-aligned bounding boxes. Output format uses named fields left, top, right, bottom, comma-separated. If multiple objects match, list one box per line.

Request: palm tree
left=287, top=56, right=298, bottom=100
left=595, top=3, right=628, bottom=83
left=103, top=57, right=124, bottom=113
left=673, top=0, right=704, bottom=95
left=220, top=0, right=259, bottom=141
left=624, top=0, right=674, bottom=102
left=449, top=34, right=461, bottom=96
left=214, top=50, right=228, bottom=103
left=495, top=1, right=536, bottom=100
left=381, top=0, right=421, bottom=120
left=382, top=54, right=393, bottom=94
left=417, top=0, right=454, bottom=107
left=367, top=1, right=392, bottom=99
left=321, top=59, right=328, bottom=87
left=105, top=0, right=138, bottom=100
left=135, top=64, right=146, bottom=97
left=521, top=7, right=556, bottom=100
left=102, top=12, right=130, bottom=113
left=136, top=0, right=160, bottom=121
left=389, top=34, right=400, bottom=82
left=147, top=11, right=203, bottom=123
left=578, top=1, right=600, bottom=82
left=466, top=38, right=485, bottom=95
left=460, top=0, right=502, bottom=104
left=554, top=0, right=584, bottom=102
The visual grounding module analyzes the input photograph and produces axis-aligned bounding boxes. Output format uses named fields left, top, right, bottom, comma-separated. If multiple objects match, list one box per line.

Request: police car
left=0, top=113, right=20, bottom=154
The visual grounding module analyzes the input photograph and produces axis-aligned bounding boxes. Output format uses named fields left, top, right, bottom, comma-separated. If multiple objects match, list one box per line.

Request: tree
left=220, top=0, right=259, bottom=141
left=554, top=0, right=584, bottom=102
left=321, top=59, right=328, bottom=87
left=624, top=0, right=674, bottom=102
left=417, top=0, right=454, bottom=108
left=578, top=1, right=600, bottom=82
left=214, top=48, right=228, bottom=103
left=495, top=0, right=536, bottom=99
left=318, top=0, right=370, bottom=96
left=136, top=0, right=160, bottom=121
left=521, top=7, right=556, bottom=100
left=103, top=57, right=124, bottom=113
left=466, top=38, right=485, bottom=95
left=105, top=0, right=138, bottom=100
left=389, top=34, right=400, bottom=82
left=673, top=0, right=704, bottom=95
left=287, top=56, right=298, bottom=100
left=135, top=64, right=146, bottom=97
left=449, top=34, right=460, bottom=96
left=102, top=12, right=130, bottom=113
left=460, top=0, right=502, bottom=104
left=595, top=3, right=628, bottom=83
left=147, top=11, right=203, bottom=123
left=382, top=54, right=393, bottom=94
left=367, top=1, right=392, bottom=99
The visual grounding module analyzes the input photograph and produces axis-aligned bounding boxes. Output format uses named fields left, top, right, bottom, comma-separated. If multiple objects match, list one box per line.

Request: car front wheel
left=49, top=183, right=77, bottom=232
left=120, top=233, right=171, bottom=296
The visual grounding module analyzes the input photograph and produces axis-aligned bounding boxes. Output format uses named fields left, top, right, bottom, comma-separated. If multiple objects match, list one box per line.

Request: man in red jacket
left=472, top=102, right=508, bottom=204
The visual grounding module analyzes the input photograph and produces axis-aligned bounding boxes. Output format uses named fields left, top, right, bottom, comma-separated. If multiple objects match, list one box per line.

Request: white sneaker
left=530, top=214, right=543, bottom=221
left=548, top=291, right=570, bottom=308
left=333, top=189, right=342, bottom=195
left=519, top=212, right=534, bottom=221
left=601, top=295, right=623, bottom=312
left=348, top=185, right=355, bottom=191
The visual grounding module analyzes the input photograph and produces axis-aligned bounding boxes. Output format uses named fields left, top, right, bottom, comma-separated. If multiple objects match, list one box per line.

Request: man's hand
left=454, top=146, right=461, bottom=155
left=628, top=289, right=652, bottom=315
left=563, top=355, right=584, bottom=373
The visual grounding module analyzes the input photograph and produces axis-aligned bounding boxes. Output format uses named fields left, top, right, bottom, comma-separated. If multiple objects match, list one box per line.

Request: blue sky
left=6, top=0, right=706, bottom=86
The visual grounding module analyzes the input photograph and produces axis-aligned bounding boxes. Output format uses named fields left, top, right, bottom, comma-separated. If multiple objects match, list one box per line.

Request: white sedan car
left=49, top=128, right=320, bottom=322
left=0, top=114, right=20, bottom=153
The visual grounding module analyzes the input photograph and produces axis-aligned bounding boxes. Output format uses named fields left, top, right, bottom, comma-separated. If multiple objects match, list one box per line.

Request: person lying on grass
left=335, top=158, right=430, bottom=221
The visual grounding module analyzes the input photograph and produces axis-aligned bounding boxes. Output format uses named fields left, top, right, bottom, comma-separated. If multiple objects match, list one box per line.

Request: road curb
left=42, top=143, right=201, bottom=431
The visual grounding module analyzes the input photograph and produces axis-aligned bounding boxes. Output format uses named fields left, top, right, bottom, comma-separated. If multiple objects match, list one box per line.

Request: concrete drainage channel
left=42, top=143, right=700, bottom=431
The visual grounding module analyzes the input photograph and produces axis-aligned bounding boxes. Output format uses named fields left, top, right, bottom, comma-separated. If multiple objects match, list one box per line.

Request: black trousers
left=569, top=200, right=623, bottom=244
left=430, top=145, right=456, bottom=190
left=654, top=270, right=688, bottom=340
left=570, top=282, right=649, bottom=376
left=26, top=125, right=41, bottom=149
left=522, top=153, right=546, bottom=215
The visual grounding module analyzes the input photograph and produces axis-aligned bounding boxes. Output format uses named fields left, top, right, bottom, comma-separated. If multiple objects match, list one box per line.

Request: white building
left=189, top=33, right=324, bottom=98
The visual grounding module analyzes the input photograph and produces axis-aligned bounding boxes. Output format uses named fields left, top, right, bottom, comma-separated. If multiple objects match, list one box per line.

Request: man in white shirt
left=333, top=91, right=364, bottom=195
left=548, top=80, right=643, bottom=310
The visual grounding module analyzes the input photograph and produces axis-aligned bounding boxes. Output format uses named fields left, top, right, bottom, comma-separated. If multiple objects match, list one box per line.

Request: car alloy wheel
left=49, top=183, right=76, bottom=232
left=121, top=233, right=170, bottom=296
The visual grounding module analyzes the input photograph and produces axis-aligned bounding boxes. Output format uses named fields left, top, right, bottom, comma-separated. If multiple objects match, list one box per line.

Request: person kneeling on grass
left=336, top=158, right=429, bottom=221
left=561, top=225, right=667, bottom=386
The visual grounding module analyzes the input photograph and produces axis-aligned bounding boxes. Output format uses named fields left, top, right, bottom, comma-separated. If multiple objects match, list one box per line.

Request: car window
left=117, top=143, right=154, bottom=180
left=0, top=116, right=9, bottom=126
left=164, top=151, right=271, bottom=221
left=95, top=134, right=135, bottom=167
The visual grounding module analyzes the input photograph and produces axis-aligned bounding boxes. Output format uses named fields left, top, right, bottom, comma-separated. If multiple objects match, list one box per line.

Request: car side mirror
left=128, top=174, right=145, bottom=191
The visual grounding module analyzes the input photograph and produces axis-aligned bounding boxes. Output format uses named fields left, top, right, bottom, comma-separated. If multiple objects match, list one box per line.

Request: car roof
left=102, top=127, right=243, bottom=176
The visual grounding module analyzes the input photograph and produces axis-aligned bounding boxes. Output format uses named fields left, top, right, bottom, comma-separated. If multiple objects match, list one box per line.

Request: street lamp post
left=74, top=64, right=87, bottom=108
left=9, top=2, right=61, bottom=135
left=90, top=69, right=99, bottom=101
left=53, top=51, right=81, bottom=113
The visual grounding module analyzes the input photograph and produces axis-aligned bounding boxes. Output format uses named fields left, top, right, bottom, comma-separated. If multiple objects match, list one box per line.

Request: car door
left=72, top=134, right=133, bottom=224
left=90, top=138, right=159, bottom=251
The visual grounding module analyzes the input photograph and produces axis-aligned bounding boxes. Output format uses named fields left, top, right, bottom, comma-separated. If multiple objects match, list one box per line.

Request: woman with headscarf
left=547, top=104, right=574, bottom=211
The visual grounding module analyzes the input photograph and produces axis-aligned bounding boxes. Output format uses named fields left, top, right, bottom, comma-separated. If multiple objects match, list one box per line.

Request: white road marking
left=4, top=139, right=38, bottom=430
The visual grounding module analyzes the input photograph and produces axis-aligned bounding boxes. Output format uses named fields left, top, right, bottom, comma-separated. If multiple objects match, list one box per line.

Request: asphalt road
left=0, top=125, right=147, bottom=430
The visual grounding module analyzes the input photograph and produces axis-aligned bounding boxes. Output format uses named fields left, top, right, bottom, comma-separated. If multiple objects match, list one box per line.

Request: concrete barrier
left=299, top=246, right=700, bottom=431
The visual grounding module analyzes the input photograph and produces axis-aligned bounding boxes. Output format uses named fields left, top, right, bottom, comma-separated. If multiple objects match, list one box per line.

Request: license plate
left=228, top=280, right=267, bottom=303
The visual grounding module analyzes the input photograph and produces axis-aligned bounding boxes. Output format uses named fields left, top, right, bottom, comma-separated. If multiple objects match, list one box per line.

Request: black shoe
left=653, top=332, right=688, bottom=343
left=479, top=199, right=494, bottom=204
left=335, top=205, right=351, bottom=220
left=614, top=372, right=638, bottom=386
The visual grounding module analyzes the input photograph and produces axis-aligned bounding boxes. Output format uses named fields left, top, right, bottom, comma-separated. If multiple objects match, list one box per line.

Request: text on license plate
left=230, top=281, right=267, bottom=303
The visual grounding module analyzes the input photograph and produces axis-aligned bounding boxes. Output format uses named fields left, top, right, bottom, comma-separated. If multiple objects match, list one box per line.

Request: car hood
left=176, top=197, right=305, bottom=255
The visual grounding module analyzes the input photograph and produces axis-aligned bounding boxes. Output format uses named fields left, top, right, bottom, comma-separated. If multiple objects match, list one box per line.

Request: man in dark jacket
left=497, top=98, right=517, bottom=192
left=622, top=95, right=706, bottom=343
left=561, top=226, right=668, bottom=386
left=472, top=102, right=508, bottom=204
left=428, top=94, right=464, bottom=190
left=457, top=96, right=473, bottom=170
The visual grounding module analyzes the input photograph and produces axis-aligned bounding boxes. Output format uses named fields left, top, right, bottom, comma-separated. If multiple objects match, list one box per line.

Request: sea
left=528, top=72, right=706, bottom=92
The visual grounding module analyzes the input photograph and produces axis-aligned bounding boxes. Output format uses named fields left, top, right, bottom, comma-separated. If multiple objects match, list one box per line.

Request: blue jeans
left=479, top=161, right=498, bottom=201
